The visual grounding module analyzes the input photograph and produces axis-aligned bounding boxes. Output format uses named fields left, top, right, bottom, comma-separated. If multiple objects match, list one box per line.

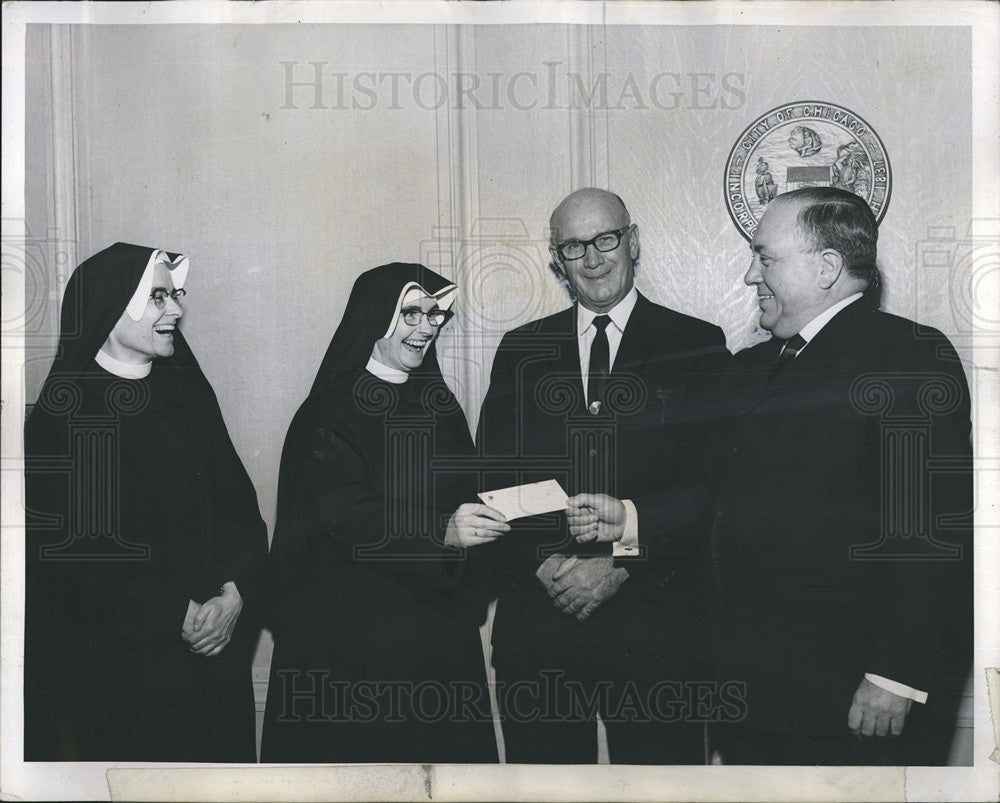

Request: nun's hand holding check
left=445, top=503, right=510, bottom=548
left=183, top=581, right=243, bottom=657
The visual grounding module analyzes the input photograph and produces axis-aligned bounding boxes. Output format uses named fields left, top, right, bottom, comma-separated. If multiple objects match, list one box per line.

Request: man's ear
left=549, top=244, right=566, bottom=279
left=628, top=224, right=640, bottom=262
left=817, top=248, right=844, bottom=290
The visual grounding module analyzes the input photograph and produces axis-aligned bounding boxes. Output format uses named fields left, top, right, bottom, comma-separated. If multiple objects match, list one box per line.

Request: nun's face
left=103, top=263, right=184, bottom=363
left=374, top=295, right=441, bottom=373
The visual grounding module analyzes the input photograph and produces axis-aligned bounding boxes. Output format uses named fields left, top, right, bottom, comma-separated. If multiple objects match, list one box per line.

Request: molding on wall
left=567, top=25, right=611, bottom=193
left=430, top=24, right=488, bottom=424
left=47, top=26, right=81, bottom=292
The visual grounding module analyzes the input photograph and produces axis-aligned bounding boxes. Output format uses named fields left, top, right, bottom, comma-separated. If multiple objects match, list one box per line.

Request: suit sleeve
left=865, top=334, right=973, bottom=692
left=476, top=337, right=519, bottom=466
left=472, top=337, right=527, bottom=592
left=615, top=326, right=731, bottom=600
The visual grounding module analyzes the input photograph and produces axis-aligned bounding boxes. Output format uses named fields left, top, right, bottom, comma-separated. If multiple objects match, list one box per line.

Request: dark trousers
left=711, top=701, right=958, bottom=766
left=494, top=646, right=708, bottom=764
left=711, top=722, right=898, bottom=765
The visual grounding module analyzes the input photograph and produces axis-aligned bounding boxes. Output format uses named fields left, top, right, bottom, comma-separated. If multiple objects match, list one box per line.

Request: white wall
left=26, top=21, right=975, bottom=497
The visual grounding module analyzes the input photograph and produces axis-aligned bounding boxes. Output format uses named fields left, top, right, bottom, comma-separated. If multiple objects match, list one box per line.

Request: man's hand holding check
left=478, top=482, right=631, bottom=620
left=566, top=493, right=627, bottom=543
left=532, top=492, right=631, bottom=620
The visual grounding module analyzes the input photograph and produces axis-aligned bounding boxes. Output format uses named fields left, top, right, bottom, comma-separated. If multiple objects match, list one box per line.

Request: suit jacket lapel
left=736, top=338, right=783, bottom=420
left=793, top=296, right=875, bottom=370
left=613, top=292, right=655, bottom=375
left=754, top=296, right=877, bottom=404
left=549, top=306, right=584, bottom=413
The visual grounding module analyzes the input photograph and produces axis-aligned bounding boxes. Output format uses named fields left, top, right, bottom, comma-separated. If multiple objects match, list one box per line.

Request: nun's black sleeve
left=26, top=419, right=189, bottom=659
left=199, top=384, right=269, bottom=601
left=288, top=406, right=463, bottom=608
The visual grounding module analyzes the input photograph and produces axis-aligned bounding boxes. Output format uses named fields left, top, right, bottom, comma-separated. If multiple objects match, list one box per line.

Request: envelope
left=477, top=479, right=569, bottom=521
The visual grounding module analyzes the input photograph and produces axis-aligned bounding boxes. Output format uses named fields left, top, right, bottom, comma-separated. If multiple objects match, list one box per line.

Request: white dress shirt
left=782, top=292, right=863, bottom=357
left=785, top=292, right=927, bottom=704
left=575, top=288, right=640, bottom=558
left=576, top=287, right=638, bottom=395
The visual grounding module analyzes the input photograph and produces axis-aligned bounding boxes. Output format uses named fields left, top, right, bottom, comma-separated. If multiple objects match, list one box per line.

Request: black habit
left=262, top=264, right=497, bottom=763
left=24, top=243, right=268, bottom=762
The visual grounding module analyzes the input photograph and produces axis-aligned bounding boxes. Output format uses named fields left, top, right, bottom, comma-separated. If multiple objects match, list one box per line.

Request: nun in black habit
left=24, top=243, right=268, bottom=762
left=262, top=263, right=505, bottom=763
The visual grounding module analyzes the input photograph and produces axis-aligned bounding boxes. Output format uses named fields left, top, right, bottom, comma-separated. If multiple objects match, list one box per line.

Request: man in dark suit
left=707, top=187, right=972, bottom=764
left=477, top=188, right=728, bottom=763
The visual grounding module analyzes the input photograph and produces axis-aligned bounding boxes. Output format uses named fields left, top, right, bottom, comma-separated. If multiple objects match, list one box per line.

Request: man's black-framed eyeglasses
left=150, top=288, right=186, bottom=309
left=400, top=307, right=453, bottom=328
left=555, top=226, right=631, bottom=261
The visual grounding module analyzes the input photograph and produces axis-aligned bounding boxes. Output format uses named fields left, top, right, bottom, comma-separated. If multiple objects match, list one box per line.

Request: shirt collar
left=365, top=355, right=409, bottom=384
left=577, top=286, right=638, bottom=336
left=95, top=349, right=152, bottom=379
left=797, top=292, right=864, bottom=345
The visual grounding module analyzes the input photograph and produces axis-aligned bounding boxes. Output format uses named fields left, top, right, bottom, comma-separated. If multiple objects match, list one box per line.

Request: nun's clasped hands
left=182, top=582, right=243, bottom=657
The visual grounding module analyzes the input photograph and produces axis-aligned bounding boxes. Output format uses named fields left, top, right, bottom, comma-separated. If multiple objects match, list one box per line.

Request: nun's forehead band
left=382, top=281, right=458, bottom=339
left=124, top=250, right=189, bottom=321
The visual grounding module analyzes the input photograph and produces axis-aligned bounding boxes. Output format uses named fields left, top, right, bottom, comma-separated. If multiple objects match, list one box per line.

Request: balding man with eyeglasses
left=476, top=188, right=728, bottom=764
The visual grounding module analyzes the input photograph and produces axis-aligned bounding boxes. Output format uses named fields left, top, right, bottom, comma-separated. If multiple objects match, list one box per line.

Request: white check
left=477, top=480, right=569, bottom=521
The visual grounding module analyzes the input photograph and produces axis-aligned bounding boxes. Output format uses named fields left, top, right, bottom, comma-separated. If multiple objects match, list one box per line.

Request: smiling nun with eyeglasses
left=24, top=243, right=268, bottom=762
left=262, top=263, right=503, bottom=763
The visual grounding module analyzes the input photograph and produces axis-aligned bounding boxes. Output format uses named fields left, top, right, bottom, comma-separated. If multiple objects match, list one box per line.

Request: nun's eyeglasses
left=400, top=307, right=453, bottom=328
left=555, top=226, right=630, bottom=261
left=150, top=288, right=187, bottom=309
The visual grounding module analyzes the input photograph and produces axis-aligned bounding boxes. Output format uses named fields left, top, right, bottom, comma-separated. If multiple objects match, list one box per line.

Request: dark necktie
left=587, top=315, right=611, bottom=415
left=769, top=333, right=807, bottom=380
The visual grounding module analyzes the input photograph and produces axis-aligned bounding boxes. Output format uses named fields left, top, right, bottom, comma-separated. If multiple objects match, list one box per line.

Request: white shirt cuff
left=613, top=499, right=640, bottom=557
left=865, top=673, right=928, bottom=704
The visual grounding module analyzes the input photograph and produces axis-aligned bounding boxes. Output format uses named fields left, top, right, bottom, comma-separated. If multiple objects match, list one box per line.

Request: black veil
left=307, top=262, right=457, bottom=398
left=30, top=242, right=201, bottom=420
left=46, top=242, right=197, bottom=373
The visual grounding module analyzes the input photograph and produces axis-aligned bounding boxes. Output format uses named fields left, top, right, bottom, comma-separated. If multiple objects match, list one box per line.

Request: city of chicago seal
left=724, top=101, right=891, bottom=240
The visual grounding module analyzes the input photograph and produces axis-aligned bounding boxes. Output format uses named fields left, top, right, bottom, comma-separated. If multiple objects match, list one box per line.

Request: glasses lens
left=560, top=243, right=585, bottom=260
left=594, top=231, right=621, bottom=252
left=427, top=311, right=447, bottom=327
left=150, top=289, right=185, bottom=309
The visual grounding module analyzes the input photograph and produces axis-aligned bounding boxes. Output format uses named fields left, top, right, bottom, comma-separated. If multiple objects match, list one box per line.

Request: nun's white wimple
left=124, top=250, right=190, bottom=321
left=95, top=348, right=153, bottom=378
